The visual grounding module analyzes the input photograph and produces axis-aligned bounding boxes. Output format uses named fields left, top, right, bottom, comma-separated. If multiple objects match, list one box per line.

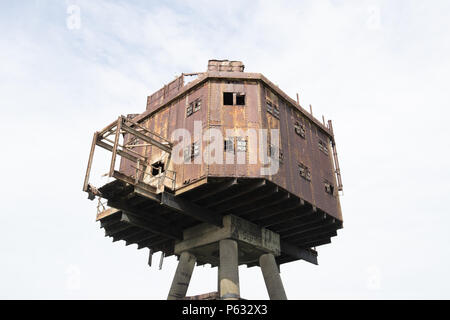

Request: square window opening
left=224, top=138, right=234, bottom=153
left=192, top=141, right=200, bottom=158
left=236, top=138, right=247, bottom=152
left=266, top=101, right=273, bottom=114
left=273, top=105, right=280, bottom=118
left=236, top=94, right=245, bottom=105
left=223, top=92, right=233, bottom=105
left=298, top=163, right=311, bottom=181
left=324, top=181, right=334, bottom=195
left=193, top=99, right=201, bottom=112
left=186, top=104, right=193, bottom=117
left=151, top=161, right=165, bottom=176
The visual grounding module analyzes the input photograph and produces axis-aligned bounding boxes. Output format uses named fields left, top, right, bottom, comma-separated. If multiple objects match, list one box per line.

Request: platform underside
left=97, top=177, right=342, bottom=267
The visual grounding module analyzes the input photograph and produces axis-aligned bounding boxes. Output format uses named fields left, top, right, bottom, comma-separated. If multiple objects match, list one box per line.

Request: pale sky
left=1, top=0, right=449, bottom=299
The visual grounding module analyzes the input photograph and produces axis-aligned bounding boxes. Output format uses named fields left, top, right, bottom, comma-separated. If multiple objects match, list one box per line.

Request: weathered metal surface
left=207, top=60, right=245, bottom=72
left=84, top=60, right=344, bottom=266
left=147, top=74, right=184, bottom=113
left=110, top=66, right=342, bottom=222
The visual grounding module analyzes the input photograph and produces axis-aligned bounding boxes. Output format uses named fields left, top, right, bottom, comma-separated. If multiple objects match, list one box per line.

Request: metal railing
left=83, top=115, right=175, bottom=198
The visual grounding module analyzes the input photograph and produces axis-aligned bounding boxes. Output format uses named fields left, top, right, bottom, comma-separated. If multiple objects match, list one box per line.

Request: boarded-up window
left=294, top=121, right=306, bottom=138
left=192, top=141, right=200, bottom=158
left=318, top=139, right=329, bottom=155
left=224, top=138, right=234, bottom=153
left=187, top=98, right=201, bottom=117
left=193, top=99, right=201, bottom=112
left=266, top=101, right=273, bottom=114
left=298, top=163, right=311, bottom=181
left=184, top=142, right=200, bottom=161
left=273, top=105, right=280, bottom=119
left=186, top=104, right=193, bottom=117
left=184, top=146, right=191, bottom=162
left=324, top=180, right=334, bottom=195
left=266, top=100, right=279, bottom=119
left=236, top=137, right=247, bottom=152
left=269, top=144, right=279, bottom=159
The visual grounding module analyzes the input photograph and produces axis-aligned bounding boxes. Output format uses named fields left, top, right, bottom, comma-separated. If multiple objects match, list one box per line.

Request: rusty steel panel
left=116, top=65, right=342, bottom=222
left=261, top=84, right=340, bottom=220
left=208, top=60, right=245, bottom=72
left=206, top=80, right=262, bottom=179
left=146, top=75, right=184, bottom=113
left=84, top=60, right=344, bottom=267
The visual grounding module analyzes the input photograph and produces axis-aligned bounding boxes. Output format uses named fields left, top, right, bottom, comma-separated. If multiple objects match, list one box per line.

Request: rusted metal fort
left=83, top=60, right=343, bottom=300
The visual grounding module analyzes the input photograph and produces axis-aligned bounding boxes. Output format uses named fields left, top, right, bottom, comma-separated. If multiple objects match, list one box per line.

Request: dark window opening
left=226, top=81, right=243, bottom=85
left=193, top=99, right=201, bottom=112
left=324, top=181, right=334, bottom=195
left=186, top=99, right=201, bottom=117
left=223, top=92, right=233, bottom=105
left=236, top=94, right=245, bottom=105
left=151, top=161, right=165, bottom=176
left=224, top=138, right=234, bottom=153
left=192, top=141, right=200, bottom=158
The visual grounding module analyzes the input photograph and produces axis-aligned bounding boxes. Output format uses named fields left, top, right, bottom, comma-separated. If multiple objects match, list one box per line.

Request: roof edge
left=134, top=72, right=333, bottom=137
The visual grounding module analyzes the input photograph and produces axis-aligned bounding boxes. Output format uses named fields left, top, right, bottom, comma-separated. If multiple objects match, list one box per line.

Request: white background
left=1, top=0, right=449, bottom=299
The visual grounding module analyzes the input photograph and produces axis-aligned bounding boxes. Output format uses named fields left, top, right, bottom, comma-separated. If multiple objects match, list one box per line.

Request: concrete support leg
left=259, top=253, right=287, bottom=300
left=217, top=264, right=220, bottom=294
left=219, top=239, right=240, bottom=300
left=167, top=251, right=196, bottom=300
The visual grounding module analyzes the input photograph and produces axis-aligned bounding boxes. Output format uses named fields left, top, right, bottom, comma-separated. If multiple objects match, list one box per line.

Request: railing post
left=83, top=132, right=98, bottom=192
left=109, top=117, right=122, bottom=177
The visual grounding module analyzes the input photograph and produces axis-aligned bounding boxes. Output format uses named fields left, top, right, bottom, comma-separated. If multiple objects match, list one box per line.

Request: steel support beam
left=120, top=211, right=182, bottom=240
left=280, top=242, right=318, bottom=265
left=161, top=192, right=222, bottom=227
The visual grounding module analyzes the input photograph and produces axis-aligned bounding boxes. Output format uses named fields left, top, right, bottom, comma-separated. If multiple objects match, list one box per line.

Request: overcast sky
left=1, top=0, right=449, bottom=299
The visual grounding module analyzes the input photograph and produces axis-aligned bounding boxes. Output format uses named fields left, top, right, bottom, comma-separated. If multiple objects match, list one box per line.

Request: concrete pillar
left=217, top=264, right=220, bottom=294
left=259, top=253, right=287, bottom=300
left=219, top=239, right=240, bottom=300
left=167, top=251, right=196, bottom=300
